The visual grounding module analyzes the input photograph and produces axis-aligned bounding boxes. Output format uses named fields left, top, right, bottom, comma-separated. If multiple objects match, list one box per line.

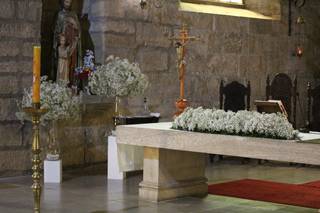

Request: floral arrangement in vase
left=16, top=76, right=81, bottom=160
left=172, top=107, right=297, bottom=140
left=88, top=55, right=149, bottom=97
left=74, top=50, right=96, bottom=93
left=75, top=50, right=96, bottom=80
left=16, top=76, right=80, bottom=123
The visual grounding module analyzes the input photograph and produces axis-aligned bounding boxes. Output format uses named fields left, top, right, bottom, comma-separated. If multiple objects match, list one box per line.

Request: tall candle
left=32, top=46, right=41, bottom=104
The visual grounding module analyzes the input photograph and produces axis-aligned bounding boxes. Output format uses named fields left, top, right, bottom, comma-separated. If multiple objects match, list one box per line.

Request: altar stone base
left=139, top=147, right=208, bottom=202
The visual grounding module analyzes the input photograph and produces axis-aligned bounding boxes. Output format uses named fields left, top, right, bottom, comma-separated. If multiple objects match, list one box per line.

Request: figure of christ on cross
left=170, top=25, right=199, bottom=116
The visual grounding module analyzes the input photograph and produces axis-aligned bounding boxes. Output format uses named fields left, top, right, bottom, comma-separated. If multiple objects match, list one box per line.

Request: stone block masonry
left=86, top=0, right=320, bottom=125
left=0, top=0, right=110, bottom=177
left=0, top=0, right=42, bottom=176
left=1, top=0, right=320, bottom=177
left=0, top=0, right=114, bottom=178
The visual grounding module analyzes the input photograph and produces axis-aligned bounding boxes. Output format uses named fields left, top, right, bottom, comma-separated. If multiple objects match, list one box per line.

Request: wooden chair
left=210, top=80, right=251, bottom=163
left=220, top=80, right=251, bottom=112
left=307, top=82, right=320, bottom=131
left=264, top=74, right=297, bottom=165
left=266, top=73, right=297, bottom=128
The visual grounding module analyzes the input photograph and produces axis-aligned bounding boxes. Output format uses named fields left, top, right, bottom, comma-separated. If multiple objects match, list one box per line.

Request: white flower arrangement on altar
left=16, top=76, right=81, bottom=123
left=172, top=107, right=297, bottom=140
left=88, top=56, right=149, bottom=97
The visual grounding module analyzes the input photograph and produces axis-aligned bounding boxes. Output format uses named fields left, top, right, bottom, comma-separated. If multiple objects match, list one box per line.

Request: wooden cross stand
left=170, top=25, right=199, bottom=116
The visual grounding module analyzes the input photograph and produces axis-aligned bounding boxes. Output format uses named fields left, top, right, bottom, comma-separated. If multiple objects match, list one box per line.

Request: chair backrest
left=220, top=80, right=251, bottom=112
left=266, top=73, right=297, bottom=127
left=307, top=83, right=320, bottom=131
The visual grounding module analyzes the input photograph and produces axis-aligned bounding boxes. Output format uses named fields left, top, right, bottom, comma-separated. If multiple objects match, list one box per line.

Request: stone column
left=139, top=147, right=208, bottom=202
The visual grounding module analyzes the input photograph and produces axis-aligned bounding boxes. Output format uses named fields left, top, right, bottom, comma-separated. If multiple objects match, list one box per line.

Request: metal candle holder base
left=23, top=105, right=47, bottom=213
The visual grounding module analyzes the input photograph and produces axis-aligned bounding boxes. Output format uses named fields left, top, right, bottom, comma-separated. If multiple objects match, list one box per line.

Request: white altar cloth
left=107, top=136, right=143, bottom=180
left=117, top=142, right=143, bottom=172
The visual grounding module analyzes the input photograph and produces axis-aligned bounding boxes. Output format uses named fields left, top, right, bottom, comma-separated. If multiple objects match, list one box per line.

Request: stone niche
left=41, top=0, right=94, bottom=79
left=39, top=0, right=111, bottom=174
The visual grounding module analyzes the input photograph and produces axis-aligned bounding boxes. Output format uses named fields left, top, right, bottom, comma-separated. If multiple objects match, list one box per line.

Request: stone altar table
left=116, top=122, right=320, bottom=202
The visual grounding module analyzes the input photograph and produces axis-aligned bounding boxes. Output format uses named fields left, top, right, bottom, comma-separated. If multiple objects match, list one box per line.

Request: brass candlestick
left=24, top=104, right=47, bottom=213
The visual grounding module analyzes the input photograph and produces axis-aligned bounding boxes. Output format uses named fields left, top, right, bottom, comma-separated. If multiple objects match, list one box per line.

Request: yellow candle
left=32, top=46, right=41, bottom=104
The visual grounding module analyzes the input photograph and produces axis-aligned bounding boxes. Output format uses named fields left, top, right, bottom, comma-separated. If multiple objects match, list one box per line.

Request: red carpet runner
left=208, top=179, right=320, bottom=209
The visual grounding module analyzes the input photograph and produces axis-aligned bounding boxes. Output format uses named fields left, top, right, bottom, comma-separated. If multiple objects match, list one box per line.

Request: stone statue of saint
left=53, top=0, right=82, bottom=84
left=57, top=34, right=77, bottom=82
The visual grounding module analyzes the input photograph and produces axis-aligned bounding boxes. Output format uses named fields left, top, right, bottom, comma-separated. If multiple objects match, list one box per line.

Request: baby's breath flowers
left=16, top=76, right=80, bottom=123
left=172, top=107, right=297, bottom=140
left=88, top=56, right=148, bottom=97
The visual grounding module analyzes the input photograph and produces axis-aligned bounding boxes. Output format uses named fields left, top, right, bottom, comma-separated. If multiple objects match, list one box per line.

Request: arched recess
left=40, top=0, right=94, bottom=80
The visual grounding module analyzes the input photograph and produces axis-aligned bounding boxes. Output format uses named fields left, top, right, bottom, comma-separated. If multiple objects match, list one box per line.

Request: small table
left=114, top=115, right=160, bottom=125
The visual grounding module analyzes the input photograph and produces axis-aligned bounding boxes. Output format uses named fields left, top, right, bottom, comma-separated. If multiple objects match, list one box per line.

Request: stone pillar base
left=139, top=147, right=208, bottom=202
left=139, top=179, right=207, bottom=202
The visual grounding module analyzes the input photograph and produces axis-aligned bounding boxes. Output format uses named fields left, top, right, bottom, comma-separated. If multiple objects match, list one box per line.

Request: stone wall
left=245, top=0, right=281, bottom=18
left=0, top=0, right=108, bottom=177
left=54, top=98, right=112, bottom=173
left=1, top=0, right=320, bottom=177
left=0, top=0, right=42, bottom=176
left=86, top=0, right=320, bottom=127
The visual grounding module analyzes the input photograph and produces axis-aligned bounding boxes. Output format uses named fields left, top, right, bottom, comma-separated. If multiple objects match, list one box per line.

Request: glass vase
left=46, top=120, right=60, bottom=161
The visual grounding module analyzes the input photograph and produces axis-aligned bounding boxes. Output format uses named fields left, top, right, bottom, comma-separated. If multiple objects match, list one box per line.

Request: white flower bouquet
left=88, top=56, right=148, bottom=97
left=16, top=76, right=81, bottom=123
left=172, top=107, right=297, bottom=140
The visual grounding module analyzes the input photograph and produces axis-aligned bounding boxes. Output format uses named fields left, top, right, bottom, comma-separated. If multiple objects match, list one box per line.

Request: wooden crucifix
left=170, top=25, right=199, bottom=116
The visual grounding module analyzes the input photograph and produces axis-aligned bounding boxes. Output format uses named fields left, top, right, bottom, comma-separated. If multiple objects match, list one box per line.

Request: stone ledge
left=179, top=2, right=278, bottom=20
left=80, top=94, right=114, bottom=105
left=117, top=122, right=320, bottom=165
